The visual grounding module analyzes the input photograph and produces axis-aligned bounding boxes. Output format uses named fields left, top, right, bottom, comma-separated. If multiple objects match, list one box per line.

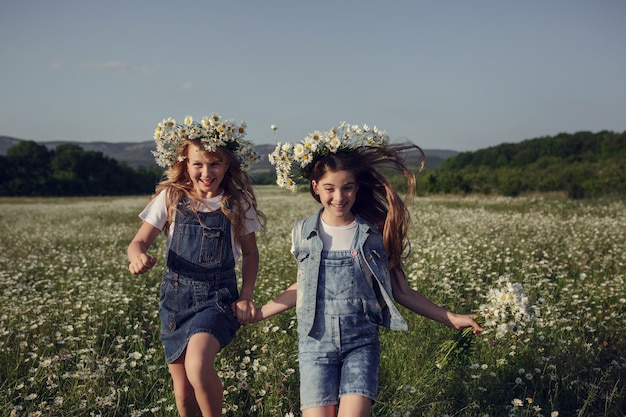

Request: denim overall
left=296, top=223, right=383, bottom=409
left=159, top=201, right=240, bottom=364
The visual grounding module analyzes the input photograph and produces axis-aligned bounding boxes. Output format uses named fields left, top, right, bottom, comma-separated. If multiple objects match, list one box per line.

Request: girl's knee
left=172, top=378, right=196, bottom=408
left=185, top=334, right=220, bottom=368
left=185, top=357, right=217, bottom=388
left=174, top=384, right=195, bottom=401
left=174, top=389, right=201, bottom=417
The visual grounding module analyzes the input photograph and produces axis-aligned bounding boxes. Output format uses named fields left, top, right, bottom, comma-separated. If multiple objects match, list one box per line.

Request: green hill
left=418, top=130, right=626, bottom=198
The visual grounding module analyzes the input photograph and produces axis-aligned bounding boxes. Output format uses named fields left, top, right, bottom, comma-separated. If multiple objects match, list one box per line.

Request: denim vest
left=292, top=210, right=408, bottom=336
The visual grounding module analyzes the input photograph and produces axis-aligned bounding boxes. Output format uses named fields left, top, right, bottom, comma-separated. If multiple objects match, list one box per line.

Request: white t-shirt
left=318, top=218, right=357, bottom=251
left=139, top=190, right=262, bottom=262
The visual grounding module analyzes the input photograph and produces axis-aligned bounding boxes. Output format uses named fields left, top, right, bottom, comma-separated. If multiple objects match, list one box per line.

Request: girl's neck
left=320, top=210, right=355, bottom=227
left=197, top=188, right=223, bottom=200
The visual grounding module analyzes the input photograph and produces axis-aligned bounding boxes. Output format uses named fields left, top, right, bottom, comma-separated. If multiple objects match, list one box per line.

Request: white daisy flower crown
left=268, top=121, right=389, bottom=191
left=152, top=113, right=259, bottom=170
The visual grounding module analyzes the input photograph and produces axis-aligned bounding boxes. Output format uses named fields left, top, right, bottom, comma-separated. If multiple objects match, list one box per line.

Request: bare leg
left=168, top=354, right=202, bottom=417
left=337, top=394, right=372, bottom=417
left=184, top=333, right=223, bottom=417
left=302, top=405, right=337, bottom=417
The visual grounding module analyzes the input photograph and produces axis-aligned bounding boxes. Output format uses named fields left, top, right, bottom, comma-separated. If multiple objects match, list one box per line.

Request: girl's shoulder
left=147, top=189, right=168, bottom=209
left=154, top=187, right=181, bottom=204
left=139, top=190, right=170, bottom=229
left=355, top=214, right=380, bottom=233
left=296, top=210, right=322, bottom=228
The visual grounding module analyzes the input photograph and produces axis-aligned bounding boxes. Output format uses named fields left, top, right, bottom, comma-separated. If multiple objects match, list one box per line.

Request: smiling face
left=312, top=169, right=358, bottom=226
left=186, top=143, right=229, bottom=198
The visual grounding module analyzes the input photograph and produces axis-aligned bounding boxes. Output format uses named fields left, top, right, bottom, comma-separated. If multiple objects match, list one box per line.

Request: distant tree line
left=415, top=130, right=626, bottom=199
left=2, top=131, right=625, bottom=198
left=0, top=141, right=278, bottom=197
left=0, top=141, right=163, bottom=196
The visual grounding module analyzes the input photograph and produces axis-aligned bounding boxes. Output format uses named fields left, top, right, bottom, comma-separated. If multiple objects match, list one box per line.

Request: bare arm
left=253, top=282, right=298, bottom=322
left=390, top=267, right=483, bottom=334
left=127, top=221, right=161, bottom=275
left=233, top=232, right=260, bottom=324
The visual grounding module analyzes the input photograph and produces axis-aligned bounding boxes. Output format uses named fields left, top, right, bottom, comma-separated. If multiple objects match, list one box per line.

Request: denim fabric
left=293, top=210, right=408, bottom=337
left=159, top=201, right=239, bottom=363
left=298, top=248, right=381, bottom=409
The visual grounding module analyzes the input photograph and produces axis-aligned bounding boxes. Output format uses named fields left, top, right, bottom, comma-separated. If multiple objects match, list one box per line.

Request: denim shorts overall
left=298, top=235, right=381, bottom=409
left=159, top=201, right=240, bottom=364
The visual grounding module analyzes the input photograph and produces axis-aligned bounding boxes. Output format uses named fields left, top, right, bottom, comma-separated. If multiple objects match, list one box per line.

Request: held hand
left=448, top=313, right=484, bottom=335
left=249, top=306, right=266, bottom=324
left=234, top=304, right=267, bottom=324
left=232, top=298, right=257, bottom=325
left=129, top=253, right=157, bottom=275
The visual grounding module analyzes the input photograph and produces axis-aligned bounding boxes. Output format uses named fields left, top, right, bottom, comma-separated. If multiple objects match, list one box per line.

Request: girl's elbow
left=242, top=248, right=260, bottom=259
left=390, top=278, right=410, bottom=297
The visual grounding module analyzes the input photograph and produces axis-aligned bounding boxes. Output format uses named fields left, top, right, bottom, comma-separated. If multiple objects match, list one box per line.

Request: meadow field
left=1, top=188, right=624, bottom=416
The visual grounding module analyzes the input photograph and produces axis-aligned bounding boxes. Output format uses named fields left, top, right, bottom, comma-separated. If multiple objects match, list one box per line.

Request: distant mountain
left=416, top=149, right=458, bottom=170
left=423, top=149, right=459, bottom=160
left=0, top=136, right=22, bottom=155
left=0, top=136, right=457, bottom=170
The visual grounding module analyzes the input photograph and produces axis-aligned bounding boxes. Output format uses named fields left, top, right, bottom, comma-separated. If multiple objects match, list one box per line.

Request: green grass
left=1, top=188, right=624, bottom=416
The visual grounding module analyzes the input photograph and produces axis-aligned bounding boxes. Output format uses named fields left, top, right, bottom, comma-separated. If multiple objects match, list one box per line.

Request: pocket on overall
left=321, top=257, right=356, bottom=297
left=215, top=285, right=239, bottom=314
left=159, top=278, right=179, bottom=335
left=199, top=226, right=225, bottom=266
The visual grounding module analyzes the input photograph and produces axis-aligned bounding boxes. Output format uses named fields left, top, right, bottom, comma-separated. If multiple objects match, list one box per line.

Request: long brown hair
left=152, top=139, right=266, bottom=244
left=307, top=142, right=424, bottom=269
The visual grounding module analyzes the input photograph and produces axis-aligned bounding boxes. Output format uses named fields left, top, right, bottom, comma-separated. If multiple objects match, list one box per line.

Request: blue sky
left=1, top=0, right=625, bottom=152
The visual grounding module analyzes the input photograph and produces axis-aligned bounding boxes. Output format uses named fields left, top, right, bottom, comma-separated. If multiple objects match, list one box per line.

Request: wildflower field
left=1, top=189, right=624, bottom=417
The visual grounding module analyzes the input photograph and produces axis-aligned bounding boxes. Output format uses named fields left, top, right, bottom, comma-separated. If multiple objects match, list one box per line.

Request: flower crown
left=152, top=114, right=259, bottom=170
left=268, top=122, right=389, bottom=191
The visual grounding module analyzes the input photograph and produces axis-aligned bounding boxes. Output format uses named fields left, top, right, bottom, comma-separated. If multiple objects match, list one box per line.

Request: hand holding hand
left=232, top=298, right=257, bottom=325
left=249, top=307, right=266, bottom=324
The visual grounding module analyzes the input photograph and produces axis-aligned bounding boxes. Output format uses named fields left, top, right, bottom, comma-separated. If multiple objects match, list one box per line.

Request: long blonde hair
left=152, top=139, right=266, bottom=244
left=307, top=142, right=423, bottom=269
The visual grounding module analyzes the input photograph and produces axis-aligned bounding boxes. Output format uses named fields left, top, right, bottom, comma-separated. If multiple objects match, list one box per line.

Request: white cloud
left=48, top=58, right=62, bottom=70
left=81, top=61, right=155, bottom=75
